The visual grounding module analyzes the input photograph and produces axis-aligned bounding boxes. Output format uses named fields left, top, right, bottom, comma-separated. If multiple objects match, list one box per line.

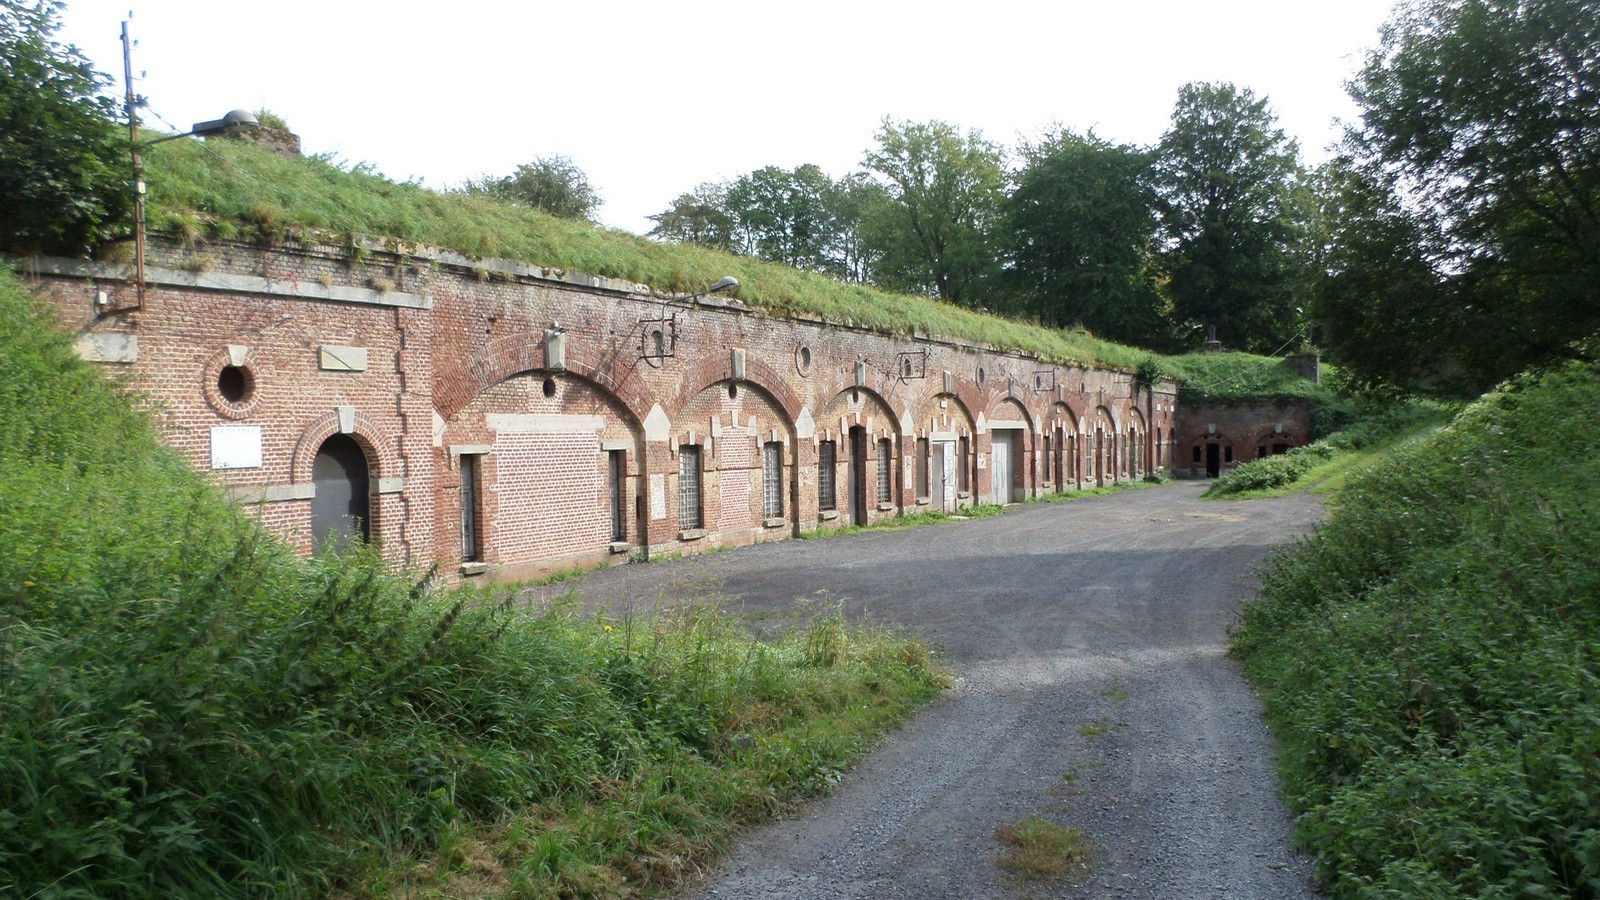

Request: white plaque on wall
left=650, top=473, right=667, bottom=520
left=210, top=425, right=263, bottom=470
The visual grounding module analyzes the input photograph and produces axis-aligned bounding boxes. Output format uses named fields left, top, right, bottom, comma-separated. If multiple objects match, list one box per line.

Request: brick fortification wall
left=1171, top=399, right=1312, bottom=478
left=26, top=237, right=1181, bottom=581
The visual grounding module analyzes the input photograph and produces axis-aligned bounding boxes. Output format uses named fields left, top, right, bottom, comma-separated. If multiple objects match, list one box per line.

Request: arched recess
left=671, top=377, right=798, bottom=543
left=912, top=390, right=979, bottom=513
left=1251, top=426, right=1299, bottom=459
left=311, top=434, right=370, bottom=551
left=817, top=385, right=901, bottom=525
left=443, top=368, right=645, bottom=574
left=289, top=408, right=398, bottom=555
left=1090, top=406, right=1118, bottom=487
left=985, top=396, right=1033, bottom=504
left=1049, top=401, right=1081, bottom=489
left=435, top=333, right=654, bottom=429
left=1125, top=408, right=1147, bottom=478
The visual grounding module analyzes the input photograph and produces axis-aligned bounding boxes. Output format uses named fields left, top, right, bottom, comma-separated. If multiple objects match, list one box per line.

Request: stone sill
left=762, top=517, right=787, bottom=529
left=678, top=528, right=707, bottom=541
left=609, top=542, right=632, bottom=554
left=459, top=561, right=489, bottom=577
left=818, top=510, right=839, bottom=521
left=957, top=491, right=972, bottom=500
left=915, top=497, right=930, bottom=506
left=876, top=502, right=895, bottom=512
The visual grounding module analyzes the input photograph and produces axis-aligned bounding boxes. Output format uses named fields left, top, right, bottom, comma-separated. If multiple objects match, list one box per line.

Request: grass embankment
left=1203, top=400, right=1451, bottom=499
left=1158, top=352, right=1337, bottom=406
left=139, top=137, right=1148, bottom=371
left=1231, top=355, right=1600, bottom=897
left=0, top=269, right=946, bottom=897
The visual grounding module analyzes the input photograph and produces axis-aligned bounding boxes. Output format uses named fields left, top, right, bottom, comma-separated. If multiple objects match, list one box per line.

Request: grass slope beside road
left=1231, top=354, right=1600, bottom=897
left=0, top=269, right=945, bottom=898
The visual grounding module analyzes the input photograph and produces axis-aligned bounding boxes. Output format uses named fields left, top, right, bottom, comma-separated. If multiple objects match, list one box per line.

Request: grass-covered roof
left=139, top=135, right=1327, bottom=403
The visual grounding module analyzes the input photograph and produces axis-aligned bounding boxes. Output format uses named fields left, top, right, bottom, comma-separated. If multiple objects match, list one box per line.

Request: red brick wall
left=25, top=237, right=1192, bottom=581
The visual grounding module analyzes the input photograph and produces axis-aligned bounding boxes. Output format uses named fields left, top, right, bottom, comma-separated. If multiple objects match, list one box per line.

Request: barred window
left=460, top=453, right=482, bottom=561
left=762, top=442, right=783, bottom=518
left=915, top=437, right=930, bottom=500
left=818, top=440, right=837, bottom=510
left=958, top=436, right=970, bottom=493
left=608, top=450, right=625, bottom=542
left=876, top=439, right=893, bottom=504
left=678, top=445, right=702, bottom=530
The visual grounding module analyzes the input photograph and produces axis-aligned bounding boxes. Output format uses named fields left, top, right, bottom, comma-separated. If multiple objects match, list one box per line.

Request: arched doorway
left=311, top=433, right=369, bottom=550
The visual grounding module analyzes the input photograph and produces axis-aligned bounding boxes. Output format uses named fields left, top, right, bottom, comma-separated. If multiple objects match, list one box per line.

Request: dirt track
left=566, top=481, right=1324, bottom=898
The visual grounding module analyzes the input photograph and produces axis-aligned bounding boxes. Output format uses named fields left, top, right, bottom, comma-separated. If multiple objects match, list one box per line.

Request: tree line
left=646, top=88, right=1306, bottom=357
left=5, top=0, right=1597, bottom=394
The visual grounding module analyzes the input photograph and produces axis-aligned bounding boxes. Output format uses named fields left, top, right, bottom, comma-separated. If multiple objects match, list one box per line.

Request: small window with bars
left=958, top=436, right=971, bottom=493
left=876, top=439, right=893, bottom=504
left=762, top=442, right=783, bottom=518
left=818, top=440, right=837, bottom=510
left=678, top=445, right=702, bottom=530
left=460, top=452, right=482, bottom=561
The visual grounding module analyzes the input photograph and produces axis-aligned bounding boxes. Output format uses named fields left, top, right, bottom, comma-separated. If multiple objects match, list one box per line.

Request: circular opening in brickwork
left=976, top=367, right=987, bottom=386
left=851, top=389, right=859, bottom=403
left=218, top=365, right=252, bottom=403
left=542, top=377, right=557, bottom=398
left=795, top=344, right=812, bottom=375
left=728, top=382, right=739, bottom=400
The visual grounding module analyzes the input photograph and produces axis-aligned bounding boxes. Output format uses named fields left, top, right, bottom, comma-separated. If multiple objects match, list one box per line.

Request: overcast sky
left=55, top=0, right=1400, bottom=235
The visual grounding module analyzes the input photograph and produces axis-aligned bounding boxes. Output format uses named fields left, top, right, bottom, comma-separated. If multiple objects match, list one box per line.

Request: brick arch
left=666, top=352, right=804, bottom=425
left=940, top=378, right=985, bottom=430
left=433, top=333, right=654, bottom=427
left=290, top=409, right=402, bottom=485
left=816, top=384, right=902, bottom=440
left=985, top=395, right=1037, bottom=433
left=1050, top=400, right=1081, bottom=431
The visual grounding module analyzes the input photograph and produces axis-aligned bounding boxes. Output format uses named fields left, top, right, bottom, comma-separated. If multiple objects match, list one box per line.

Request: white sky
left=55, top=0, right=1399, bottom=235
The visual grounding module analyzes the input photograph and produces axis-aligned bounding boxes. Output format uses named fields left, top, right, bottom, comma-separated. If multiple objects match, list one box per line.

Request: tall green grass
left=0, top=269, right=946, bottom=897
left=1232, top=353, right=1600, bottom=897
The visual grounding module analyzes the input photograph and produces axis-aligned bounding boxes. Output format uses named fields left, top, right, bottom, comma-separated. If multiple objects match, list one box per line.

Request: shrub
left=1232, top=355, right=1600, bottom=897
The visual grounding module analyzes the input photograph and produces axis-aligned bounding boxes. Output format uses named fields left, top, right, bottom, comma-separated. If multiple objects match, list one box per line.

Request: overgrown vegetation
left=0, top=269, right=946, bottom=897
left=994, top=816, right=1093, bottom=881
left=1231, top=350, right=1600, bottom=896
left=136, top=136, right=1152, bottom=373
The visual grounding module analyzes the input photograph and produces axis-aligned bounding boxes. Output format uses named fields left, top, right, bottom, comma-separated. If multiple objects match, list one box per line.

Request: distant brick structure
left=1172, top=398, right=1312, bottom=479
left=28, top=237, right=1183, bottom=581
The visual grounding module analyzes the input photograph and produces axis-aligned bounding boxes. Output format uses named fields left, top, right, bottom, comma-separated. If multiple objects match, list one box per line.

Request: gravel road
left=565, top=481, right=1324, bottom=899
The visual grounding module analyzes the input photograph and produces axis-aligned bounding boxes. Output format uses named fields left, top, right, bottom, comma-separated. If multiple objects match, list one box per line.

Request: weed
left=994, top=816, right=1092, bottom=881
left=1078, top=719, right=1113, bottom=738
left=1099, top=684, right=1128, bottom=703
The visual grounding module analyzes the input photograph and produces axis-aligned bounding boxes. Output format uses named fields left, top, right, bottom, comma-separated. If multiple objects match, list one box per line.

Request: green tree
left=471, top=154, right=600, bottom=220
left=1155, top=82, right=1302, bottom=351
left=1329, top=0, right=1600, bottom=390
left=647, top=180, right=736, bottom=250
left=0, top=0, right=130, bottom=255
left=725, top=164, right=837, bottom=269
left=1311, top=163, right=1464, bottom=390
left=861, top=118, right=1006, bottom=306
left=1006, top=129, right=1167, bottom=346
